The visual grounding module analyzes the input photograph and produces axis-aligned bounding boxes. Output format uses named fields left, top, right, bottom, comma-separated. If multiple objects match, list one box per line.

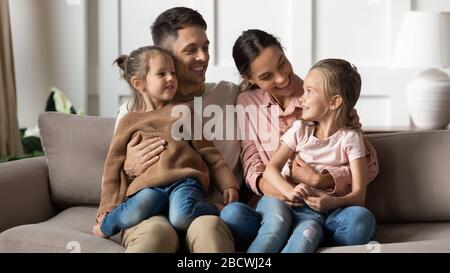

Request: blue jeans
left=247, top=196, right=293, bottom=253
left=281, top=205, right=325, bottom=253
left=324, top=206, right=377, bottom=246
left=220, top=197, right=376, bottom=252
left=100, top=178, right=218, bottom=237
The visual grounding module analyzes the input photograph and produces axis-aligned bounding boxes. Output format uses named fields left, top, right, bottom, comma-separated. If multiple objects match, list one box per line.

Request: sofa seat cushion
left=0, top=207, right=123, bottom=253
left=318, top=222, right=450, bottom=253
left=319, top=238, right=450, bottom=253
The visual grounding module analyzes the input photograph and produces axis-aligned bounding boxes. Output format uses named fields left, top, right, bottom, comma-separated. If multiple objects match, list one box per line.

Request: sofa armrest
left=0, top=157, right=57, bottom=232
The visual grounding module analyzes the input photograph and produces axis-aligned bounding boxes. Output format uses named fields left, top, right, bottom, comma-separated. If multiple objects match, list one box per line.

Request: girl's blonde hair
left=114, top=46, right=174, bottom=112
left=310, top=59, right=361, bottom=131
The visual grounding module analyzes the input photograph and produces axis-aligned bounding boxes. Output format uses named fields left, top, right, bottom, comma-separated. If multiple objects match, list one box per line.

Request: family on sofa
left=5, top=6, right=450, bottom=254
left=88, top=6, right=380, bottom=253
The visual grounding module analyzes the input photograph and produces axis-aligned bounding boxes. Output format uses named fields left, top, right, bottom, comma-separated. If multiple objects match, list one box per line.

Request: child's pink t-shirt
left=281, top=120, right=366, bottom=181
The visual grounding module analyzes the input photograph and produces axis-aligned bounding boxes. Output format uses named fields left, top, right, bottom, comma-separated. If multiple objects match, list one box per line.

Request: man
left=117, top=7, right=241, bottom=253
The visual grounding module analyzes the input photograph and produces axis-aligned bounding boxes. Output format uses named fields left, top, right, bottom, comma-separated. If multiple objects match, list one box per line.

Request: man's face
left=165, top=26, right=210, bottom=89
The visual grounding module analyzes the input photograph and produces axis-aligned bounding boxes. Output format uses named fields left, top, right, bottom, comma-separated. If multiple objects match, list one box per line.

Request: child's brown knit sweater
left=97, top=103, right=239, bottom=218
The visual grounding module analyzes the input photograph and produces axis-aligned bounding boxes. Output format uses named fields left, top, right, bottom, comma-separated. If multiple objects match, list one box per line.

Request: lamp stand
left=406, top=68, right=450, bottom=129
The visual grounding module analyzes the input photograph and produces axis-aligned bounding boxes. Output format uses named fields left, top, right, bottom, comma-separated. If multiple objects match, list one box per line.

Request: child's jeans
left=281, top=205, right=325, bottom=253
left=244, top=196, right=324, bottom=253
left=220, top=197, right=376, bottom=253
left=247, top=196, right=293, bottom=252
left=100, top=177, right=218, bottom=237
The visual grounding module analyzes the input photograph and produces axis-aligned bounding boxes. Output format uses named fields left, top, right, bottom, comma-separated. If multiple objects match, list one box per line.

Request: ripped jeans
left=221, top=196, right=376, bottom=253
left=282, top=204, right=325, bottom=253
left=220, top=196, right=324, bottom=253
left=250, top=196, right=325, bottom=253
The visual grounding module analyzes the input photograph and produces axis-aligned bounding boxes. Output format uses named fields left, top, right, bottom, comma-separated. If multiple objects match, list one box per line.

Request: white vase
left=406, top=68, right=450, bottom=129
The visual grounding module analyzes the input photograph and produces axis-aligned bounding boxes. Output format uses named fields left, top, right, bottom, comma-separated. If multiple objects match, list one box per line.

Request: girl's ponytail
left=113, top=55, right=129, bottom=79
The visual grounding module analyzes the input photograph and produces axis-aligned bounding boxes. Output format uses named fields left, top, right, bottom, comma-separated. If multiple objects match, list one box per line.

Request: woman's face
left=247, top=46, right=295, bottom=97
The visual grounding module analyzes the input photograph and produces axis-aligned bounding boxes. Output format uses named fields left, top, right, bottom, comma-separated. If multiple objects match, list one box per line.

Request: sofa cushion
left=39, top=112, right=115, bottom=208
left=318, top=221, right=450, bottom=253
left=374, top=222, right=450, bottom=244
left=365, top=130, right=450, bottom=224
left=318, top=238, right=450, bottom=253
left=0, top=207, right=123, bottom=253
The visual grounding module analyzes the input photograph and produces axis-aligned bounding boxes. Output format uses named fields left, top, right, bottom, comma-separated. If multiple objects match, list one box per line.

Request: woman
left=220, top=29, right=379, bottom=252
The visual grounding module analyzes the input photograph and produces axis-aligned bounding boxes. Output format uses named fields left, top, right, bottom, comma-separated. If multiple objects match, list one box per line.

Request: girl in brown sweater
left=93, top=46, right=239, bottom=238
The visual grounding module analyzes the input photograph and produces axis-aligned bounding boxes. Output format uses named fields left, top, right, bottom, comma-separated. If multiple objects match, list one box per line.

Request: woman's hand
left=123, top=134, right=166, bottom=178
left=291, top=157, right=335, bottom=190
left=223, top=188, right=239, bottom=205
left=291, top=157, right=319, bottom=185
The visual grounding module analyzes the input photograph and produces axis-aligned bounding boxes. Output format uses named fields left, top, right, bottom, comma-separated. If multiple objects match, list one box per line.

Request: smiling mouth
left=275, top=74, right=291, bottom=89
left=191, top=64, right=206, bottom=72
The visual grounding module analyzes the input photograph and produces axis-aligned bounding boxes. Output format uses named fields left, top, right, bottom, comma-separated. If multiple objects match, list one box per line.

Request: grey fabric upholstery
left=1, top=112, right=449, bottom=252
left=38, top=112, right=115, bottom=208
left=319, top=239, right=450, bottom=253
left=374, top=222, right=450, bottom=243
left=365, top=130, right=450, bottom=223
left=0, top=207, right=123, bottom=253
left=0, top=157, right=57, bottom=233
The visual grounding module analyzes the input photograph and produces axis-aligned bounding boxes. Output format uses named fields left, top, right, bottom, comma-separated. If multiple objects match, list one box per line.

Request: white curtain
left=0, top=0, right=23, bottom=158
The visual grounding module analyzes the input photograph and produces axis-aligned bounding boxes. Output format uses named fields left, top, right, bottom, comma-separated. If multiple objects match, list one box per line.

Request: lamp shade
left=392, top=11, right=450, bottom=68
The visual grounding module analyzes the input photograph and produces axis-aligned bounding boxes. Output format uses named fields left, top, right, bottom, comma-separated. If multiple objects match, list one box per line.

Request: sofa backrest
left=365, top=130, right=450, bottom=224
left=39, top=112, right=450, bottom=223
left=39, top=112, right=115, bottom=209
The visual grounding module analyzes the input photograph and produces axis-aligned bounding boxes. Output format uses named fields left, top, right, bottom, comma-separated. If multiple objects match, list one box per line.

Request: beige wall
left=9, top=0, right=86, bottom=128
left=9, top=0, right=450, bottom=128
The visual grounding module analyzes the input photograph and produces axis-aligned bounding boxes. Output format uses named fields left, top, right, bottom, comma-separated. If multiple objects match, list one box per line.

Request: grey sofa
left=1, top=112, right=450, bottom=253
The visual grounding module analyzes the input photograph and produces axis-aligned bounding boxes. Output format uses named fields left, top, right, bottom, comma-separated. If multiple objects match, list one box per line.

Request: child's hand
left=304, top=191, right=337, bottom=212
left=294, top=183, right=312, bottom=198
left=223, top=188, right=239, bottom=205
left=286, top=188, right=303, bottom=203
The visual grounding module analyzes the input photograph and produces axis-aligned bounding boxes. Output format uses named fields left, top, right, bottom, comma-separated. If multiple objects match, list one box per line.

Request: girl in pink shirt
left=220, top=29, right=377, bottom=253
left=263, top=58, right=371, bottom=253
